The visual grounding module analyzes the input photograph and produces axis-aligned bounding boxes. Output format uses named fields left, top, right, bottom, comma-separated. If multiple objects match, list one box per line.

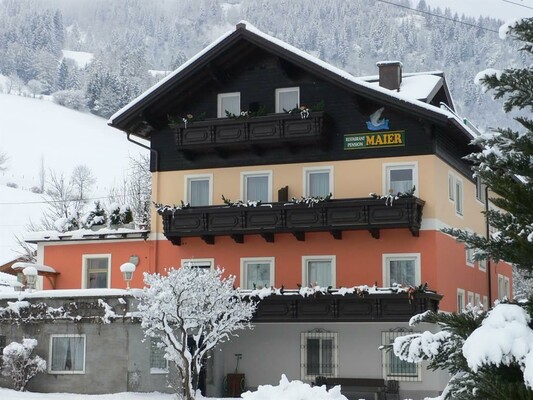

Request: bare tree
left=41, top=170, right=74, bottom=229
left=27, top=79, right=43, bottom=98
left=70, top=164, right=95, bottom=205
left=38, top=156, right=45, bottom=193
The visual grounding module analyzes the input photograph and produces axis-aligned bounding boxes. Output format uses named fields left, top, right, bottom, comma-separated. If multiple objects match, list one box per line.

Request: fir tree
left=443, top=17, right=533, bottom=272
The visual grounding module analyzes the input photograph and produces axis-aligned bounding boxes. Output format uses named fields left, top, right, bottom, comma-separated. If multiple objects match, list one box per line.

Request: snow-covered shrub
left=108, top=203, right=133, bottom=226
left=52, top=89, right=88, bottom=111
left=82, top=200, right=107, bottom=228
left=1, top=338, right=46, bottom=391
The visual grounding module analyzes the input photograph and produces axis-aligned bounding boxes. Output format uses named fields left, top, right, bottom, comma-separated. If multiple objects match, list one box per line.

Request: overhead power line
left=502, top=0, right=533, bottom=10
left=376, top=0, right=500, bottom=33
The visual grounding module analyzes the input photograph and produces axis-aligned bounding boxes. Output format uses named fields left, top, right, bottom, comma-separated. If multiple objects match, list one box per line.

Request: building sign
left=344, top=130, right=405, bottom=150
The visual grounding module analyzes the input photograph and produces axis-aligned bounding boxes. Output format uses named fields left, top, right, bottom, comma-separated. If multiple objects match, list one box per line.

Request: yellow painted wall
left=151, top=155, right=488, bottom=235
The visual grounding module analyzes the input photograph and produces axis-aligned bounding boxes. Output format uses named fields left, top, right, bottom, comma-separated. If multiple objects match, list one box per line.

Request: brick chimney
left=376, top=61, right=403, bottom=91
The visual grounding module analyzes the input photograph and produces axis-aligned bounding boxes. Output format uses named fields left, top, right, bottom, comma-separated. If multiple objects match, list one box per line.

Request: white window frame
left=181, top=258, right=215, bottom=270
left=48, top=334, right=86, bottom=374
left=467, top=291, right=474, bottom=307
left=302, top=255, right=336, bottom=288
left=184, top=173, right=213, bottom=206
left=150, top=338, right=169, bottom=374
left=478, top=258, right=487, bottom=272
left=217, top=92, right=240, bottom=118
left=82, top=254, right=111, bottom=289
left=475, top=293, right=481, bottom=307
left=497, top=275, right=510, bottom=300
left=383, top=162, right=418, bottom=196
left=465, top=248, right=475, bottom=267
left=483, top=295, right=489, bottom=310
left=448, top=171, right=455, bottom=202
left=457, top=288, right=465, bottom=312
left=382, top=253, right=421, bottom=287
left=476, top=177, right=487, bottom=204
left=300, top=331, right=338, bottom=381
left=240, top=171, right=273, bottom=203
left=240, top=257, right=275, bottom=290
left=303, top=166, right=334, bottom=198
left=275, top=87, right=300, bottom=113
left=381, top=331, right=422, bottom=382
left=455, top=176, right=463, bottom=216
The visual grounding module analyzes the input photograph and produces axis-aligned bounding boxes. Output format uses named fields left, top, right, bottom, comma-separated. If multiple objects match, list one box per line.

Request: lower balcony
left=160, top=196, right=425, bottom=245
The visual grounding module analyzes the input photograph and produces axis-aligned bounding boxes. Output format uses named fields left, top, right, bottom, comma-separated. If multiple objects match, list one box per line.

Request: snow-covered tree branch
left=1, top=338, right=46, bottom=391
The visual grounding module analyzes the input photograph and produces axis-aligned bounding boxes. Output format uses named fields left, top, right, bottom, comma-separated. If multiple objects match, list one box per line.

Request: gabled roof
left=108, top=21, right=475, bottom=140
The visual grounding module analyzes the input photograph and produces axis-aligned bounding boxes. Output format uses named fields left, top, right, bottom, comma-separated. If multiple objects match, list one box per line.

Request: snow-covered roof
left=108, top=21, right=475, bottom=141
left=25, top=228, right=149, bottom=243
left=11, top=262, right=57, bottom=274
left=0, top=288, right=133, bottom=300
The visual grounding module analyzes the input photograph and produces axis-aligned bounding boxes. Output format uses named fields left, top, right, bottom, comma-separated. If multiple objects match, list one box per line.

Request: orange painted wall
left=41, top=240, right=155, bottom=290
left=40, top=230, right=512, bottom=313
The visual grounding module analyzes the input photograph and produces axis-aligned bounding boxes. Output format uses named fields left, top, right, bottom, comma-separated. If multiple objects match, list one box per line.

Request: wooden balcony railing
left=160, top=196, right=425, bottom=245
left=174, top=111, right=330, bottom=152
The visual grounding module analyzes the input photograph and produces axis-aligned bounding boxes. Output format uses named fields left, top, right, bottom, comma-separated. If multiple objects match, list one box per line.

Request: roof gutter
left=127, top=133, right=159, bottom=172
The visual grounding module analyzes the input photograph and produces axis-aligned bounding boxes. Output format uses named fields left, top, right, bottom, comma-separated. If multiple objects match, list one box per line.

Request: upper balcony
left=159, top=196, right=425, bottom=245
left=174, top=111, right=330, bottom=155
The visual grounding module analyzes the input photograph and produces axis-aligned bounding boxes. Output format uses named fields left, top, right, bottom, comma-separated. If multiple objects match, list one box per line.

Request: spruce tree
left=443, top=17, right=533, bottom=272
left=392, top=18, right=533, bottom=400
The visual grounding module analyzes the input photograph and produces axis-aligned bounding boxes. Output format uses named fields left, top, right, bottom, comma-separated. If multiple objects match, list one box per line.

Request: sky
left=423, top=0, right=533, bottom=20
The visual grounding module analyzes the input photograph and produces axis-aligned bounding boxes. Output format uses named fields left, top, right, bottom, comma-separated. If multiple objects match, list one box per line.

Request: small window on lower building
left=83, top=255, right=110, bottom=289
left=302, top=256, right=335, bottom=288
left=478, top=259, right=487, bottom=272
left=382, top=330, right=421, bottom=382
left=455, top=177, right=463, bottom=216
left=49, top=334, right=86, bottom=374
left=181, top=259, right=214, bottom=270
left=476, top=177, right=487, bottom=203
left=300, top=329, right=338, bottom=381
left=483, top=296, right=489, bottom=310
left=383, top=254, right=421, bottom=287
left=467, top=291, right=474, bottom=307
left=475, top=293, right=481, bottom=307
left=150, top=338, right=168, bottom=374
left=497, top=275, right=510, bottom=300
left=241, top=258, right=274, bottom=289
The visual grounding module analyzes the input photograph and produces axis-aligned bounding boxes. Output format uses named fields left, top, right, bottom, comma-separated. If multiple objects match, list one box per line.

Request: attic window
left=276, top=87, right=299, bottom=113
left=218, top=92, right=240, bottom=118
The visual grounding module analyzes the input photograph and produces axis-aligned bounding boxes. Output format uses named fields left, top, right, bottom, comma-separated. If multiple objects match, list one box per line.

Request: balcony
left=174, top=111, right=330, bottom=154
left=160, top=196, right=425, bottom=245
left=251, top=290, right=442, bottom=323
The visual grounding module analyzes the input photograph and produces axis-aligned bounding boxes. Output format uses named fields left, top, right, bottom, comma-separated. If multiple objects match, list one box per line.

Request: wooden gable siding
left=152, top=48, right=450, bottom=172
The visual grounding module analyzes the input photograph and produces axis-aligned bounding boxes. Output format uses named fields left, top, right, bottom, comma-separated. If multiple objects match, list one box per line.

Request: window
left=217, top=92, right=240, bottom=117
left=181, top=258, right=214, bottom=270
left=150, top=338, right=168, bottom=374
left=383, top=254, right=421, bottom=287
left=302, top=256, right=335, bottom=288
left=185, top=174, right=212, bottom=206
left=455, top=177, right=463, bottom=216
left=467, top=291, right=474, bottom=307
left=304, top=167, right=333, bottom=198
left=241, top=258, right=274, bottom=289
left=241, top=171, right=272, bottom=203
left=382, top=330, right=421, bottom=382
left=457, top=288, right=465, bottom=312
left=483, top=296, right=489, bottom=310
left=49, top=334, right=85, bottom=374
left=466, top=247, right=475, bottom=267
left=276, top=87, right=300, bottom=113
left=448, top=172, right=455, bottom=201
left=498, top=275, right=511, bottom=300
left=476, top=177, right=487, bottom=203
left=475, top=293, right=481, bottom=307
left=478, top=258, right=487, bottom=272
left=300, top=330, right=338, bottom=381
left=82, top=255, right=110, bottom=289
left=384, top=163, right=418, bottom=195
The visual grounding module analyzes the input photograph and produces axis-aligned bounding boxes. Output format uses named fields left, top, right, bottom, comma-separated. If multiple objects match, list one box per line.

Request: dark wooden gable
left=110, top=23, right=477, bottom=178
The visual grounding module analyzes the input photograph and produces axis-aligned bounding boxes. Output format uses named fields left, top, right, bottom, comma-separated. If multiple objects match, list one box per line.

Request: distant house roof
left=25, top=228, right=149, bottom=244
left=108, top=21, right=476, bottom=141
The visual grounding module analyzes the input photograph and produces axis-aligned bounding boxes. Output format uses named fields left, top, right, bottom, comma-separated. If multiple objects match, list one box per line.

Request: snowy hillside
left=0, top=185, right=48, bottom=266
left=0, top=93, right=148, bottom=193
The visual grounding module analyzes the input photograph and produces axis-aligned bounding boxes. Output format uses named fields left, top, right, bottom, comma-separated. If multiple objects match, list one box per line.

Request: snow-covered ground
left=0, top=375, right=348, bottom=400
left=61, top=50, right=94, bottom=69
